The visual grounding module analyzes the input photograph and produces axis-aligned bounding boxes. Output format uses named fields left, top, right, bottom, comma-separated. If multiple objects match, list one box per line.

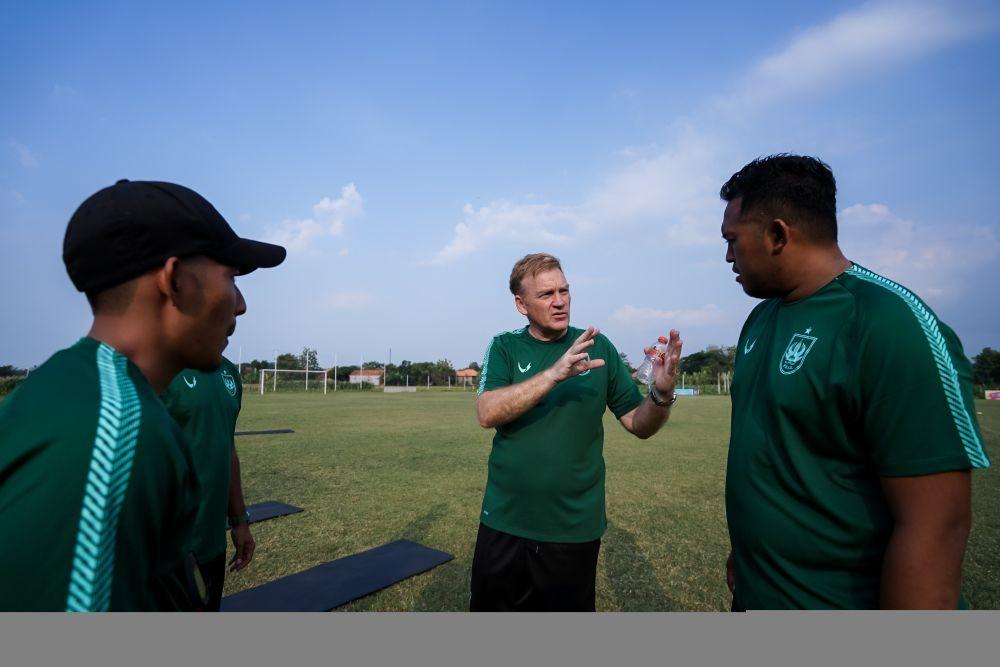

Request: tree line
left=7, top=345, right=998, bottom=396
left=236, top=345, right=1000, bottom=390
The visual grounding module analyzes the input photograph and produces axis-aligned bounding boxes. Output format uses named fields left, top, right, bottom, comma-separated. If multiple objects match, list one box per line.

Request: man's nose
left=235, top=285, right=247, bottom=316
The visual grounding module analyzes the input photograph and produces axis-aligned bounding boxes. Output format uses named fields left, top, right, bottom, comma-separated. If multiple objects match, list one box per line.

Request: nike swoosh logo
left=183, top=376, right=197, bottom=389
left=743, top=338, right=757, bottom=354
left=517, top=362, right=531, bottom=373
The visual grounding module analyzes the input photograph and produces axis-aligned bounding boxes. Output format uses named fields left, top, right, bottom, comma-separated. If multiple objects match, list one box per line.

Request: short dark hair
left=720, top=154, right=838, bottom=243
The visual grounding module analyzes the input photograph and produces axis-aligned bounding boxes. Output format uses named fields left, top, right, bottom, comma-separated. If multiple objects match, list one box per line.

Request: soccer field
left=226, top=391, right=1000, bottom=610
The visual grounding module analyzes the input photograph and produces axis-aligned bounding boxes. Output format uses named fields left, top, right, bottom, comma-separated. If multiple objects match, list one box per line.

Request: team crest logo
left=221, top=370, right=237, bottom=396
left=778, top=329, right=818, bottom=375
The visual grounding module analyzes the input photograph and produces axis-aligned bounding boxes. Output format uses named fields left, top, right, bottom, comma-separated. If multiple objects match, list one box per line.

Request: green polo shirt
left=478, top=325, right=643, bottom=542
left=161, top=357, right=243, bottom=563
left=727, top=264, right=990, bottom=609
left=0, top=337, right=201, bottom=611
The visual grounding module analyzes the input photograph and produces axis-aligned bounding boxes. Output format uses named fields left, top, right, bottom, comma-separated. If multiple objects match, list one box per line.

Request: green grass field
left=226, top=391, right=1000, bottom=610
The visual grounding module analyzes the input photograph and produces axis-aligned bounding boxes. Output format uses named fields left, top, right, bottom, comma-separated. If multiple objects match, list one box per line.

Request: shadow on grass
left=602, top=521, right=680, bottom=611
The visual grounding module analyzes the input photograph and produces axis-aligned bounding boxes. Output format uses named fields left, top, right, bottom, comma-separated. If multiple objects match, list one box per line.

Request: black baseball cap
left=63, top=179, right=286, bottom=293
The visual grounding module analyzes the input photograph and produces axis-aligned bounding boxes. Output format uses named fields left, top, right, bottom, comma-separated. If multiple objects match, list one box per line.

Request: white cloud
left=428, top=201, right=578, bottom=264
left=324, top=290, right=373, bottom=309
left=9, top=141, right=38, bottom=168
left=266, top=183, right=363, bottom=253
left=721, top=1, right=992, bottom=112
left=612, top=303, right=726, bottom=327
left=840, top=202, right=1000, bottom=300
left=428, top=2, right=994, bottom=267
left=582, top=131, right=726, bottom=244
left=430, top=131, right=727, bottom=263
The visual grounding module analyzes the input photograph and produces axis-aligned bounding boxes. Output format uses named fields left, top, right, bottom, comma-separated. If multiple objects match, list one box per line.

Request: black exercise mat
left=235, top=429, right=295, bottom=436
left=246, top=501, right=304, bottom=524
left=220, top=540, right=453, bottom=612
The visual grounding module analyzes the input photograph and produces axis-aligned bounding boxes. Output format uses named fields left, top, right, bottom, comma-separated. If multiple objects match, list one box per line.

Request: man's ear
left=155, top=257, right=183, bottom=304
left=767, top=218, right=790, bottom=255
left=514, top=293, right=528, bottom=317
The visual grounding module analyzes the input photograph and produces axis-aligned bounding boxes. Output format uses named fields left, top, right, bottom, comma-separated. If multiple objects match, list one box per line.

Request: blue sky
left=2, top=0, right=998, bottom=370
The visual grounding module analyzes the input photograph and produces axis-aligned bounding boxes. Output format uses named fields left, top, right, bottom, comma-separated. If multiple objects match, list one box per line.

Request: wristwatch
left=228, top=510, right=251, bottom=528
left=649, top=384, right=677, bottom=407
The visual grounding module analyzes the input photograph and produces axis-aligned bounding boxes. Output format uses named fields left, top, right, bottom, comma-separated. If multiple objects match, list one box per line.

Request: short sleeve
left=478, top=335, right=512, bottom=395
left=858, top=300, right=989, bottom=476
left=603, top=336, right=643, bottom=418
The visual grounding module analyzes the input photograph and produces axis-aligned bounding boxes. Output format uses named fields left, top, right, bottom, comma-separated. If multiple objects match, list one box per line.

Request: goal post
left=259, top=368, right=329, bottom=395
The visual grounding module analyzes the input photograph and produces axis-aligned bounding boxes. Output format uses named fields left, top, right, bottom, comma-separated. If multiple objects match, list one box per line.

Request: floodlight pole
left=334, top=353, right=338, bottom=392
left=273, top=349, right=278, bottom=392
left=305, top=353, right=309, bottom=392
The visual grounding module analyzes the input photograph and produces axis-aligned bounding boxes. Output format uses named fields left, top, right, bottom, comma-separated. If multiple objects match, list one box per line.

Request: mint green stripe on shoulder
left=66, top=344, right=142, bottom=612
left=477, top=328, right=523, bottom=396
left=846, top=264, right=990, bottom=469
left=477, top=336, right=497, bottom=396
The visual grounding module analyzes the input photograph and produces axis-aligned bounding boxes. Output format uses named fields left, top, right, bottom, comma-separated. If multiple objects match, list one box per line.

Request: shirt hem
left=480, top=516, right=606, bottom=544
left=878, top=454, right=978, bottom=477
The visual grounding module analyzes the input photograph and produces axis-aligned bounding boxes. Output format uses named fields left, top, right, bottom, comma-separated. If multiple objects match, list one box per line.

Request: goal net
left=259, top=368, right=329, bottom=395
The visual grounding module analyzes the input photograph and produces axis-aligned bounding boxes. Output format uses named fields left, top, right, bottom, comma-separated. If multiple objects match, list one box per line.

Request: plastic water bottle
left=635, top=336, right=669, bottom=385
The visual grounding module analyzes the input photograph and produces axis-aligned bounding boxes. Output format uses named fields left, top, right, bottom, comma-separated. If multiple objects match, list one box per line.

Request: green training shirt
left=727, top=264, right=990, bottom=610
left=161, top=357, right=242, bottom=562
left=478, top=325, right=644, bottom=542
left=0, top=337, right=202, bottom=611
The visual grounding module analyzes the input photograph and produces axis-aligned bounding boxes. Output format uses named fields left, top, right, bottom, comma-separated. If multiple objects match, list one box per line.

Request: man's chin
left=550, top=320, right=570, bottom=333
left=189, top=353, right=223, bottom=373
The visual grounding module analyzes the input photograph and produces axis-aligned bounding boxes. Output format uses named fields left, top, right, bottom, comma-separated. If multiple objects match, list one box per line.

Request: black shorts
left=469, top=523, right=601, bottom=612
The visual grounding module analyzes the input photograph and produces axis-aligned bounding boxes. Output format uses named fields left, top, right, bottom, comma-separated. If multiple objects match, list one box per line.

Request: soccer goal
left=259, top=368, right=329, bottom=395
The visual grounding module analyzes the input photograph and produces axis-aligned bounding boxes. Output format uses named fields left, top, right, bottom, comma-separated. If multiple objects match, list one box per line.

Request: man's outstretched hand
left=545, top=326, right=606, bottom=383
left=652, top=329, right=682, bottom=397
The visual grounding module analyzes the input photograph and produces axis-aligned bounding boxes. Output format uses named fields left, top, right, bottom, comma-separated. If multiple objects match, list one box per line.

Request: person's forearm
left=227, top=447, right=247, bottom=517
left=880, top=522, right=968, bottom=609
left=477, top=370, right=558, bottom=428
left=627, top=395, right=671, bottom=439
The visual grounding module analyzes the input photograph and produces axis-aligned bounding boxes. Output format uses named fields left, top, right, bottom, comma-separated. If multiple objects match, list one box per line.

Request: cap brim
left=212, top=238, right=287, bottom=275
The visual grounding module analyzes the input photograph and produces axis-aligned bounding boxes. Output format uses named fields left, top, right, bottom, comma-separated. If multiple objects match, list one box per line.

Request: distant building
left=456, top=368, right=479, bottom=388
left=349, top=369, right=384, bottom=386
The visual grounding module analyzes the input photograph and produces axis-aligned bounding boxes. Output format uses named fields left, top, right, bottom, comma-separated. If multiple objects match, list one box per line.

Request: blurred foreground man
left=162, top=356, right=254, bottom=611
left=721, top=155, right=989, bottom=609
left=471, top=253, right=682, bottom=611
left=0, top=180, right=284, bottom=611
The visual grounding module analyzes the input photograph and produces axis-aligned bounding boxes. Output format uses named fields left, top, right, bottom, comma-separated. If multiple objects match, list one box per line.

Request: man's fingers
left=586, top=358, right=606, bottom=370
left=573, top=326, right=600, bottom=346
left=243, top=541, right=256, bottom=567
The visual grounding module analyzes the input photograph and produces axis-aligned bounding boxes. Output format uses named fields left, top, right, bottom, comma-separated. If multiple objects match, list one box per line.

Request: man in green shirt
left=720, top=155, right=989, bottom=609
left=162, top=357, right=254, bottom=611
left=0, top=179, right=284, bottom=611
left=471, top=253, right=682, bottom=611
